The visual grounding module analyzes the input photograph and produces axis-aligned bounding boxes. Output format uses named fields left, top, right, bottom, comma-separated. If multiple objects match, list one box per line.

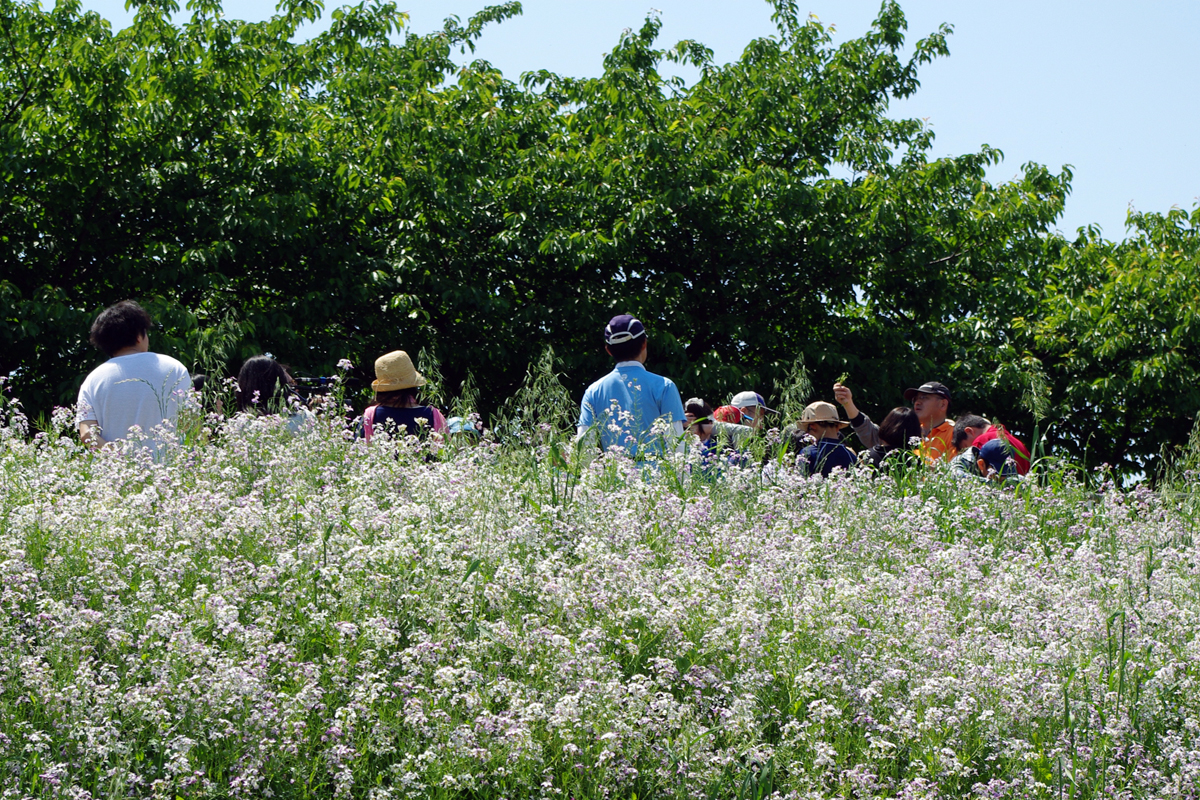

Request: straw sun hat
left=372, top=350, right=427, bottom=392
left=798, top=401, right=849, bottom=432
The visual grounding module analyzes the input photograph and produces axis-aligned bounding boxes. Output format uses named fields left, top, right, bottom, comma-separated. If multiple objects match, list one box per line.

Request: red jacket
left=972, top=425, right=1031, bottom=475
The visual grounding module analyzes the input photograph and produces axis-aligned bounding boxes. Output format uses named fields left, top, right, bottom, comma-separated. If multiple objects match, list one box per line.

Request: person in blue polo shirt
left=577, top=314, right=687, bottom=457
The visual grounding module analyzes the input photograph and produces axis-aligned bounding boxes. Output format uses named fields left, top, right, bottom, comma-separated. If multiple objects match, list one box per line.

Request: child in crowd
left=952, top=437, right=1021, bottom=482
left=685, top=396, right=754, bottom=476
left=714, top=391, right=776, bottom=431
left=362, top=350, right=449, bottom=441
left=688, top=396, right=753, bottom=449
left=576, top=315, right=686, bottom=457
left=952, top=415, right=1032, bottom=475
left=76, top=300, right=191, bottom=449
left=794, top=401, right=856, bottom=477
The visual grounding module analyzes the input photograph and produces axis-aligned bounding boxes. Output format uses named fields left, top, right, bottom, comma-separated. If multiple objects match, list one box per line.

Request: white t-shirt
left=286, top=408, right=316, bottom=435
left=76, top=352, right=192, bottom=443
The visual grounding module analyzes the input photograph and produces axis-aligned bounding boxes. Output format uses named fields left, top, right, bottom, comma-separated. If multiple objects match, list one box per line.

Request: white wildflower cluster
left=0, top=415, right=1197, bottom=798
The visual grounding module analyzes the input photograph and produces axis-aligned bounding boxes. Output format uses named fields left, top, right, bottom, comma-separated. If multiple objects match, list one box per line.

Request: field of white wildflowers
left=1, top=403, right=1199, bottom=799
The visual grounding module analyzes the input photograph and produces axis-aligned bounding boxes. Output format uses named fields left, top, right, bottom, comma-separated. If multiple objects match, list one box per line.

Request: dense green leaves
left=1, top=0, right=1194, bottom=476
left=1025, top=208, right=1200, bottom=472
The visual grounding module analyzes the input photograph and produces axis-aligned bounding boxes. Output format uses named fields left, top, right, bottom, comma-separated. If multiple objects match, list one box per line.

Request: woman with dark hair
left=859, top=407, right=922, bottom=471
left=236, top=355, right=313, bottom=433
left=361, top=351, right=448, bottom=440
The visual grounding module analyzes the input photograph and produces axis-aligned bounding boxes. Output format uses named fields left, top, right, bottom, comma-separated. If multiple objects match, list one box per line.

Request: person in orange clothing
left=902, top=382, right=956, bottom=462
left=834, top=379, right=956, bottom=464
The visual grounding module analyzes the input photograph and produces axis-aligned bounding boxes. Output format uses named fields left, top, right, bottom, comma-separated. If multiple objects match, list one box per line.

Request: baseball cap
left=978, top=438, right=1018, bottom=477
left=730, top=391, right=777, bottom=413
left=903, top=381, right=951, bottom=402
left=604, top=314, right=646, bottom=345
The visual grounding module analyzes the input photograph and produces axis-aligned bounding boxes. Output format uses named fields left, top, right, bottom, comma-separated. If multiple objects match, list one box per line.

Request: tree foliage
left=1025, top=208, right=1200, bottom=473
left=1, top=0, right=1194, bottom=476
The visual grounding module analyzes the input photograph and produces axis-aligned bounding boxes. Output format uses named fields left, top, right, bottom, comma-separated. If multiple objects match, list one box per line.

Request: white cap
left=730, top=391, right=776, bottom=413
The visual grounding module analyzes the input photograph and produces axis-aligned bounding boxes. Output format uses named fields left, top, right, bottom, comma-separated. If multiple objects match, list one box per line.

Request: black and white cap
left=903, top=381, right=951, bottom=402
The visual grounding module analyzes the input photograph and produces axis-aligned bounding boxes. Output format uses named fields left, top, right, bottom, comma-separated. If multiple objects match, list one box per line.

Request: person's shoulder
left=82, top=358, right=117, bottom=379
left=150, top=351, right=189, bottom=372
left=822, top=440, right=854, bottom=457
left=582, top=370, right=616, bottom=394
left=647, top=370, right=675, bottom=386
left=81, top=355, right=135, bottom=385
left=78, top=360, right=115, bottom=394
left=648, top=370, right=682, bottom=396
left=637, top=368, right=680, bottom=395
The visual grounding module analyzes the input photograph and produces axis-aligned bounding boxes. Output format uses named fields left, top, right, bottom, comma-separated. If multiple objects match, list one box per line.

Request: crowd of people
left=74, top=301, right=477, bottom=450
left=575, top=314, right=1032, bottom=481
left=73, top=302, right=1031, bottom=480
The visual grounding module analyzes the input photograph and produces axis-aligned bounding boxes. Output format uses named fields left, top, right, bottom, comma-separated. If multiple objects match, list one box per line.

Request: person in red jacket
left=951, top=414, right=1032, bottom=475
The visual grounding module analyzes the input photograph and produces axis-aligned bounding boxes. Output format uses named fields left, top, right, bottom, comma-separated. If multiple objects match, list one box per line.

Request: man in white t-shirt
left=76, top=300, right=191, bottom=448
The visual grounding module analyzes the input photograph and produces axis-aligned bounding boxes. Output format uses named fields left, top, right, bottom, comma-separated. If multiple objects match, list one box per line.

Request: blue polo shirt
left=578, top=362, right=686, bottom=457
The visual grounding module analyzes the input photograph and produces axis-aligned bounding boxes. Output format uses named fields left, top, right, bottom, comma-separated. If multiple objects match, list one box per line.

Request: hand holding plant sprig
left=833, top=374, right=859, bottom=420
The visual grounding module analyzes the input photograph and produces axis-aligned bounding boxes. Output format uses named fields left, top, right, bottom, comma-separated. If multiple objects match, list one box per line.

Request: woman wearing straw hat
left=361, top=351, right=449, bottom=441
left=793, top=401, right=856, bottom=477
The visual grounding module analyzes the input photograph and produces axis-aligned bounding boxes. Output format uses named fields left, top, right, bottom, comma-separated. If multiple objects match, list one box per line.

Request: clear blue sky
left=79, top=0, right=1199, bottom=240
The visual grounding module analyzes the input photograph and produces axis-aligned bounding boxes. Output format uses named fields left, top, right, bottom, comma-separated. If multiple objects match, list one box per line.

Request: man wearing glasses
left=833, top=379, right=957, bottom=463
left=730, top=391, right=777, bottom=430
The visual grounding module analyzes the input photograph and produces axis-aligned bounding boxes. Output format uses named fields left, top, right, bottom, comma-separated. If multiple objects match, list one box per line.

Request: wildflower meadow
left=1, top=396, right=1199, bottom=799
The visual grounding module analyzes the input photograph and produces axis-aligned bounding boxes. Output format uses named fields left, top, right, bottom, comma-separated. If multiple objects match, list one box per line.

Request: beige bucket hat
left=372, top=350, right=427, bottom=391
left=799, top=401, right=849, bottom=431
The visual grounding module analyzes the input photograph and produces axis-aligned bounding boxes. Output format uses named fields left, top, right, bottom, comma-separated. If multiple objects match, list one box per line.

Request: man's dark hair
left=877, top=407, right=922, bottom=449
left=236, top=355, right=295, bottom=414
left=88, top=300, right=152, bottom=358
left=953, top=415, right=991, bottom=450
left=606, top=337, right=646, bottom=362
